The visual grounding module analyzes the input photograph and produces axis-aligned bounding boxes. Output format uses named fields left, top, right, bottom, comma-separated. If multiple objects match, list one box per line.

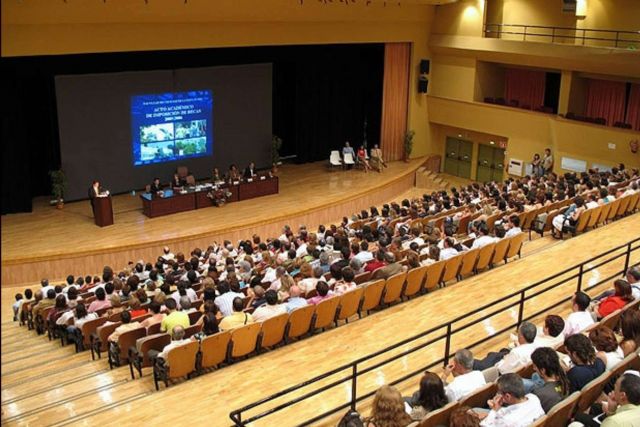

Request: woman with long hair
left=595, top=280, right=634, bottom=318
left=366, top=385, right=413, bottom=427
left=196, top=301, right=220, bottom=336
left=564, top=334, right=605, bottom=392
left=530, top=347, right=570, bottom=413
left=408, top=372, right=448, bottom=421
left=620, top=309, right=640, bottom=356
left=589, top=326, right=624, bottom=371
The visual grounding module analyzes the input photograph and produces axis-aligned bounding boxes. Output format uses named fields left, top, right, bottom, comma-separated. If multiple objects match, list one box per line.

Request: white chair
left=343, top=153, right=355, bottom=169
left=329, top=151, right=342, bottom=169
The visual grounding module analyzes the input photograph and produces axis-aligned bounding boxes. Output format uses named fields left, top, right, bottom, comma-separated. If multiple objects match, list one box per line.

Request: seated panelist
left=228, top=164, right=241, bottom=182
left=243, top=162, right=256, bottom=179
left=150, top=177, right=163, bottom=194
left=172, top=173, right=187, bottom=189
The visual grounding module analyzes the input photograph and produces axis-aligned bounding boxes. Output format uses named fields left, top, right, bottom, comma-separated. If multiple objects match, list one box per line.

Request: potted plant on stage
left=404, top=130, right=415, bottom=162
left=49, top=169, right=67, bottom=209
left=272, top=134, right=283, bottom=173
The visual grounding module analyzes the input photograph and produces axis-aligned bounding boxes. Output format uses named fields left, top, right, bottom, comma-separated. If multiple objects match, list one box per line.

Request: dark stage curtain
left=0, top=44, right=384, bottom=214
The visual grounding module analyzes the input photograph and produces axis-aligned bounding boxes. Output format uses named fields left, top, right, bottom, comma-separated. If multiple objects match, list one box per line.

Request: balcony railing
left=484, top=23, right=640, bottom=49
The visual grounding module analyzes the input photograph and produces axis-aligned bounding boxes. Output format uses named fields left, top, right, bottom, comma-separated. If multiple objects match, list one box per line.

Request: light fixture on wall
left=576, top=0, right=587, bottom=18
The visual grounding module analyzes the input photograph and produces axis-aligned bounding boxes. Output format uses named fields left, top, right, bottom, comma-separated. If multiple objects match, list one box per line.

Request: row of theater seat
left=416, top=298, right=640, bottom=427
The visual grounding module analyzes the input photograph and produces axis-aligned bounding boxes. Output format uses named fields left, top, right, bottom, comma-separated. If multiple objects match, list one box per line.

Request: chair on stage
left=329, top=151, right=342, bottom=169
left=343, top=153, right=356, bottom=169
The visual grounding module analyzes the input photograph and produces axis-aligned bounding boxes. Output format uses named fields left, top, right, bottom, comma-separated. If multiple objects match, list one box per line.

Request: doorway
left=443, top=137, right=473, bottom=179
left=476, top=144, right=505, bottom=183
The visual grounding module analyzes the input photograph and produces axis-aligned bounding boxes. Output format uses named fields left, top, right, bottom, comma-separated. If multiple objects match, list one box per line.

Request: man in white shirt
left=161, top=246, right=175, bottom=262
left=478, top=374, right=545, bottom=427
left=533, top=314, right=565, bottom=348
left=214, top=282, right=244, bottom=317
left=440, top=348, right=487, bottom=402
left=252, top=290, right=287, bottom=322
left=504, top=215, right=522, bottom=238
left=402, top=228, right=425, bottom=250
left=439, top=237, right=459, bottom=261
left=354, top=241, right=374, bottom=264
left=496, top=322, right=539, bottom=375
left=563, top=291, right=595, bottom=337
left=472, top=224, right=497, bottom=250
left=155, top=325, right=192, bottom=364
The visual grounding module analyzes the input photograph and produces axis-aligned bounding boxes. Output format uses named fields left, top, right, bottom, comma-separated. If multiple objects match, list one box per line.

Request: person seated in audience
left=355, top=241, right=374, bottom=264
left=405, top=372, right=448, bottom=421
left=365, top=385, right=413, bottom=427
left=152, top=325, right=192, bottom=365
left=88, top=288, right=111, bottom=313
left=12, top=292, right=25, bottom=321
left=16, top=289, right=33, bottom=322
left=253, top=290, right=286, bottom=322
left=160, top=298, right=189, bottom=338
left=60, top=303, right=99, bottom=345
left=599, top=372, right=640, bottom=427
left=471, top=223, right=497, bottom=250
left=140, top=302, right=165, bottom=330
left=33, top=289, right=57, bottom=319
left=106, top=294, right=125, bottom=317
left=285, top=285, right=308, bottom=313
left=564, top=333, right=606, bottom=393
left=349, top=257, right=365, bottom=275
left=592, top=280, right=634, bottom=320
left=66, top=287, right=81, bottom=309
left=307, top=281, right=334, bottom=305
left=406, top=251, right=421, bottom=270
left=249, top=285, right=267, bottom=309
left=526, top=347, right=570, bottom=413
left=47, top=294, right=69, bottom=324
left=477, top=321, right=538, bottom=374
left=357, top=145, right=372, bottom=173
left=276, top=274, right=296, bottom=302
left=475, top=374, right=545, bottom=426
left=369, top=144, right=386, bottom=172
left=504, top=215, right=522, bottom=238
left=439, top=237, right=460, bottom=261
left=450, top=406, right=481, bottom=427
left=551, top=196, right=586, bottom=238
left=533, top=314, right=565, bottom=348
left=218, top=297, right=254, bottom=331
left=365, top=251, right=386, bottom=274
left=372, top=252, right=407, bottom=280
left=438, top=348, right=486, bottom=402
left=589, top=326, right=625, bottom=372
left=334, top=267, right=357, bottom=295
left=128, top=298, right=148, bottom=319
left=171, top=172, right=187, bottom=189
left=194, top=301, right=220, bottom=336
left=214, top=281, right=244, bottom=317
left=563, top=291, right=595, bottom=337
left=585, top=193, right=600, bottom=209
left=619, top=310, right=640, bottom=356
left=108, top=310, right=142, bottom=343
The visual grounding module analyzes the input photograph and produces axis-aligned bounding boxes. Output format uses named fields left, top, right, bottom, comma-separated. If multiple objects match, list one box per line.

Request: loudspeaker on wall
left=418, top=78, right=428, bottom=94
left=419, top=59, right=430, bottom=75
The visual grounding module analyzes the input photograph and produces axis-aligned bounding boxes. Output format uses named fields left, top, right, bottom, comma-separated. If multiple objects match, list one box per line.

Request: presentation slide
left=131, top=90, right=213, bottom=166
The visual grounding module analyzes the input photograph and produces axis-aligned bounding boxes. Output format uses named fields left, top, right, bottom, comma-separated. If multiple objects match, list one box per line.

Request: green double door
left=444, top=138, right=473, bottom=179
left=476, top=144, right=505, bottom=183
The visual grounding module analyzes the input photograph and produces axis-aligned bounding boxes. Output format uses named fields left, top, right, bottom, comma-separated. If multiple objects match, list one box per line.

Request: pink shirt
left=307, top=293, right=334, bottom=305
left=88, top=299, right=111, bottom=313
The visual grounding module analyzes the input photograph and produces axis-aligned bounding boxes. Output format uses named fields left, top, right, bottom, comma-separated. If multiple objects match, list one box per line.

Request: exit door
left=476, top=144, right=505, bottom=183
left=444, top=138, right=473, bottom=179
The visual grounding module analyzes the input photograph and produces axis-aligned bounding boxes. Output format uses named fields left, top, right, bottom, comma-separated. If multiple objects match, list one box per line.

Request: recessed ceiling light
left=490, top=141, right=495, bottom=145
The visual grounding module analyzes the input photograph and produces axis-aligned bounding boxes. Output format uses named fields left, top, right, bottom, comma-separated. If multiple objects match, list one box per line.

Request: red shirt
left=598, top=296, right=628, bottom=318
left=130, top=308, right=148, bottom=319
left=365, top=260, right=385, bottom=273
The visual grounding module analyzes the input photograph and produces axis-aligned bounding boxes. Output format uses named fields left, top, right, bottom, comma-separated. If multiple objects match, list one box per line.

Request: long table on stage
left=141, top=176, right=279, bottom=218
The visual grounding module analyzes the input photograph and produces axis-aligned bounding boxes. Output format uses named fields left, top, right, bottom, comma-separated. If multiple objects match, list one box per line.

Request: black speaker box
left=419, top=59, right=430, bottom=74
left=418, top=78, right=428, bottom=94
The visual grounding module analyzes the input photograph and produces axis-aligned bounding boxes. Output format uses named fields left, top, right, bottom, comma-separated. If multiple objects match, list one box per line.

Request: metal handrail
left=229, top=235, right=640, bottom=426
left=483, top=23, right=639, bottom=48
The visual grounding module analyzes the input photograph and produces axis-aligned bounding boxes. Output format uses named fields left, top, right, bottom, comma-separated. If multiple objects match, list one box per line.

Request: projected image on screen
left=131, top=90, right=213, bottom=166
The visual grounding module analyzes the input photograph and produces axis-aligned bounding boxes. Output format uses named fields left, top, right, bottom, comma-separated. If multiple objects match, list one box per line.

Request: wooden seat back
left=116, top=327, right=147, bottom=362
left=165, top=340, right=199, bottom=379
left=188, top=311, right=202, bottom=325
left=585, top=205, right=602, bottom=229
left=96, top=322, right=121, bottom=352
left=312, top=296, right=342, bottom=330
left=183, top=323, right=203, bottom=339
left=229, top=322, right=261, bottom=358
left=458, top=382, right=497, bottom=409
left=286, top=304, right=315, bottom=340
left=574, top=209, right=592, bottom=233
left=81, top=317, right=107, bottom=347
left=458, top=248, right=479, bottom=278
left=403, top=265, right=428, bottom=298
left=423, top=260, right=446, bottom=292
left=132, top=313, right=151, bottom=324
left=382, top=272, right=407, bottom=305
left=147, top=322, right=162, bottom=335
left=490, top=238, right=510, bottom=266
left=200, top=330, right=231, bottom=369
left=606, top=199, right=621, bottom=222
left=616, top=195, right=631, bottom=218
left=534, top=391, right=580, bottom=427
left=626, top=193, right=639, bottom=213
left=600, top=309, right=623, bottom=331
left=595, top=203, right=612, bottom=227
left=505, top=232, right=526, bottom=260
left=474, top=242, right=495, bottom=272
left=576, top=371, right=612, bottom=413
left=354, top=271, right=372, bottom=285
left=418, top=401, right=460, bottom=427
left=137, top=333, right=171, bottom=368
left=441, top=253, right=463, bottom=284
left=336, top=287, right=364, bottom=322
left=359, top=279, right=386, bottom=313
left=258, top=313, right=288, bottom=349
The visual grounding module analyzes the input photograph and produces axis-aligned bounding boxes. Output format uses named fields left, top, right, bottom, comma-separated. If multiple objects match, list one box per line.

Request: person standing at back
left=542, top=148, right=554, bottom=175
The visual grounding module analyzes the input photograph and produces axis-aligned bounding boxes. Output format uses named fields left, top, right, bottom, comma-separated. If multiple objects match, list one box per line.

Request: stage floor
left=1, top=159, right=424, bottom=285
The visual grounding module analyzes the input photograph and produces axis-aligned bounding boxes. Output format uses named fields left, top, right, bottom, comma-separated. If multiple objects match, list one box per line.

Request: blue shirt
left=343, top=147, right=355, bottom=157
left=286, top=297, right=308, bottom=313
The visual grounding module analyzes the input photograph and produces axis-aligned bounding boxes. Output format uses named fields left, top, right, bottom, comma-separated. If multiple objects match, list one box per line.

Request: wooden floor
left=1, top=158, right=424, bottom=287
left=1, top=213, right=638, bottom=427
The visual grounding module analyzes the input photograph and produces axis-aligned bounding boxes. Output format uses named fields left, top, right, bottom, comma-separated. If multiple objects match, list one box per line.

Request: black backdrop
left=0, top=43, right=384, bottom=214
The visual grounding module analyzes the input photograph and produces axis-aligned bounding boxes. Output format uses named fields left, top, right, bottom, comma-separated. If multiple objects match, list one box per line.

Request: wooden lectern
left=93, top=196, right=114, bottom=227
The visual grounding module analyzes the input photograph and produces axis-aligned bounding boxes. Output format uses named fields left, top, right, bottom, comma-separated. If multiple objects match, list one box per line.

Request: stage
left=1, top=158, right=425, bottom=286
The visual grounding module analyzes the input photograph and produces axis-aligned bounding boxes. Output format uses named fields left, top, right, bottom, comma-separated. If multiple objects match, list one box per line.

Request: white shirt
left=295, top=243, right=308, bottom=258
left=214, top=291, right=244, bottom=317
left=603, top=347, right=625, bottom=371
left=472, top=235, right=498, bottom=250
left=252, top=304, right=287, bottom=322
left=354, top=251, right=374, bottom=264
left=298, top=277, right=319, bottom=295
left=480, top=394, right=545, bottom=427
left=534, top=332, right=564, bottom=349
left=445, top=370, right=486, bottom=402
left=563, top=310, right=595, bottom=337
left=403, top=237, right=425, bottom=250
left=496, top=343, right=539, bottom=374
left=261, top=267, right=277, bottom=283
left=586, top=201, right=599, bottom=209
left=440, top=247, right=459, bottom=261
left=158, top=338, right=191, bottom=360
left=505, top=227, right=522, bottom=238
